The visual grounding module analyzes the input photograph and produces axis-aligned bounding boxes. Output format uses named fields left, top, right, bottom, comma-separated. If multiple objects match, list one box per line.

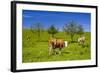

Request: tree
left=63, top=21, right=84, bottom=42
left=31, top=22, right=43, bottom=41
left=48, top=25, right=58, bottom=38
left=63, top=21, right=79, bottom=42
left=77, top=24, right=84, bottom=36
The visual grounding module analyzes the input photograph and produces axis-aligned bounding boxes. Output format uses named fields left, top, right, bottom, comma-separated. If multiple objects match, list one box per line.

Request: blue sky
left=22, top=10, right=91, bottom=32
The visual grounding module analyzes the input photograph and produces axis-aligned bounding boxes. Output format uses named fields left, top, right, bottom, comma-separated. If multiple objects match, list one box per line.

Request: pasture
left=22, top=29, right=91, bottom=63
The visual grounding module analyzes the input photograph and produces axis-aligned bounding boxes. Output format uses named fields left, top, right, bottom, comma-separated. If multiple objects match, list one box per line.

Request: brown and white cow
left=48, top=38, right=68, bottom=55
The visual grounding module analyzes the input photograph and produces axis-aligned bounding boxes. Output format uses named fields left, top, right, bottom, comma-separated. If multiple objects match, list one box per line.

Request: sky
left=22, top=10, right=91, bottom=32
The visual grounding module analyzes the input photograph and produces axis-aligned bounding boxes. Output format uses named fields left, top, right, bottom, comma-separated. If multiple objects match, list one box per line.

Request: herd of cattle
left=48, top=36, right=85, bottom=55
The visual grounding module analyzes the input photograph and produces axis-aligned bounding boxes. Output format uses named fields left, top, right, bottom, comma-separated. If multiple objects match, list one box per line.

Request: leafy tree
left=48, top=25, right=58, bottom=38
left=77, top=24, right=84, bottom=36
left=31, top=22, right=43, bottom=41
left=63, top=21, right=79, bottom=42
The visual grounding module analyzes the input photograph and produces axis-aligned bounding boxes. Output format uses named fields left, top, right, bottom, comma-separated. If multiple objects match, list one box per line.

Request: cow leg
left=49, top=46, right=52, bottom=56
left=58, top=48, right=62, bottom=55
left=53, top=49, right=57, bottom=55
left=82, top=41, right=85, bottom=47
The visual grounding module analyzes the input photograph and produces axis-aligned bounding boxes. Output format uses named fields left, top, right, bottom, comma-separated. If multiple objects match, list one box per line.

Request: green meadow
left=22, top=29, right=91, bottom=63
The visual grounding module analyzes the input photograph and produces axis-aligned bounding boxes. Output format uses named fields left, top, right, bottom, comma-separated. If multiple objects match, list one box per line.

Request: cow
left=78, top=36, right=85, bottom=45
left=48, top=38, right=68, bottom=55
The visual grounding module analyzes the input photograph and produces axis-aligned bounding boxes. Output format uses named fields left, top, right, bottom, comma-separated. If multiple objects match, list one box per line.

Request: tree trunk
left=51, top=34, right=54, bottom=38
left=71, top=34, right=74, bottom=42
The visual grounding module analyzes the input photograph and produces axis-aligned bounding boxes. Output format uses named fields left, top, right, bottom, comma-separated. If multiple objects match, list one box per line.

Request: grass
left=22, top=29, right=91, bottom=63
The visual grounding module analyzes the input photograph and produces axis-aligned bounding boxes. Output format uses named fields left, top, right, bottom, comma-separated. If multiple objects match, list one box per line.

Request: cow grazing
left=78, top=36, right=85, bottom=44
left=48, top=38, right=68, bottom=55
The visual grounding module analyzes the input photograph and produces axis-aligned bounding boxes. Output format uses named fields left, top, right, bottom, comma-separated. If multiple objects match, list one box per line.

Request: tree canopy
left=48, top=25, right=58, bottom=38
left=63, top=21, right=84, bottom=42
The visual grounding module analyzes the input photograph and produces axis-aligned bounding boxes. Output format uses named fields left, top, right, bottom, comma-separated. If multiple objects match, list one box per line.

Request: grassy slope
left=22, top=29, right=91, bottom=63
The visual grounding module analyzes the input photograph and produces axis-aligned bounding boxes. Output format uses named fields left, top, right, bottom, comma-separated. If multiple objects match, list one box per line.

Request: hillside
left=22, top=29, right=91, bottom=63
